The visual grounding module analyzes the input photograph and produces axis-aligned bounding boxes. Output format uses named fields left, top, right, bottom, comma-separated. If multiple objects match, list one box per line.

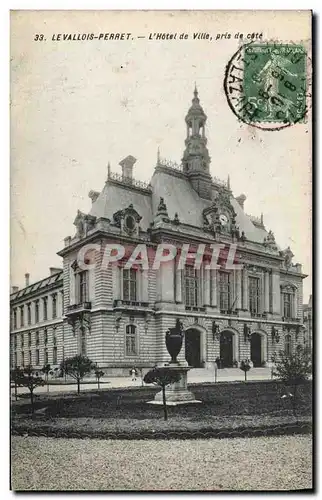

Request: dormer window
left=124, top=214, right=135, bottom=233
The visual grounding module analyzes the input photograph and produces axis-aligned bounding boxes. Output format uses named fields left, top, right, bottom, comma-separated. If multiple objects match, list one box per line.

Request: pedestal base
left=147, top=364, right=201, bottom=406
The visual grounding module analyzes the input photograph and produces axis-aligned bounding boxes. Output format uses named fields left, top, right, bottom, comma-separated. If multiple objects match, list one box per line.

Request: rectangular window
left=21, top=351, right=24, bottom=367
left=36, top=349, right=40, bottom=365
left=44, top=328, right=48, bottom=345
left=219, top=272, right=230, bottom=312
left=14, top=352, right=17, bottom=367
left=126, top=324, right=137, bottom=355
left=28, top=332, right=31, bottom=347
left=29, top=350, right=32, bottom=365
left=27, top=303, right=31, bottom=325
left=249, top=277, right=260, bottom=315
left=36, top=331, right=39, bottom=346
left=21, top=333, right=24, bottom=348
left=283, top=293, right=293, bottom=318
left=77, top=271, right=88, bottom=303
left=13, top=309, right=17, bottom=329
left=20, top=306, right=24, bottom=327
left=43, top=297, right=48, bottom=320
left=184, top=265, right=199, bottom=307
left=123, top=269, right=137, bottom=301
left=53, top=326, right=57, bottom=346
left=53, top=346, right=57, bottom=364
left=52, top=294, right=57, bottom=319
left=14, top=334, right=17, bottom=349
left=44, top=348, right=48, bottom=364
left=61, top=291, right=64, bottom=315
left=285, top=334, right=292, bottom=355
left=35, top=300, right=39, bottom=323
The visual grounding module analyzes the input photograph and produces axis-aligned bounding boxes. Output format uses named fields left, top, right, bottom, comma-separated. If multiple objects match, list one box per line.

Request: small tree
left=41, top=363, right=51, bottom=392
left=60, top=355, right=95, bottom=394
left=11, top=367, right=24, bottom=401
left=94, top=367, right=105, bottom=390
left=18, top=366, right=45, bottom=414
left=143, top=367, right=181, bottom=421
left=239, top=360, right=251, bottom=381
left=273, top=345, right=312, bottom=416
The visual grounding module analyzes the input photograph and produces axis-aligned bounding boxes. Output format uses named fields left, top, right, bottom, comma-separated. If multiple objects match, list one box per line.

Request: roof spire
left=157, top=146, right=160, bottom=166
left=227, top=174, right=231, bottom=190
left=107, top=162, right=111, bottom=179
left=194, top=82, right=198, bottom=97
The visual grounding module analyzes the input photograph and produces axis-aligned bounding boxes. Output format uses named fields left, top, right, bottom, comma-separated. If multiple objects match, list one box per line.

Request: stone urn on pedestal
left=151, top=319, right=200, bottom=405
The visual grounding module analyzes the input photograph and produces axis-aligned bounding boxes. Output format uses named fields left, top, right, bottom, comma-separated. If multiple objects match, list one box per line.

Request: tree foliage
left=143, top=367, right=181, bottom=421
left=272, top=345, right=312, bottom=386
left=94, top=368, right=105, bottom=389
left=272, top=345, right=312, bottom=417
left=60, top=355, right=95, bottom=394
left=239, top=360, right=251, bottom=381
left=13, top=365, right=45, bottom=412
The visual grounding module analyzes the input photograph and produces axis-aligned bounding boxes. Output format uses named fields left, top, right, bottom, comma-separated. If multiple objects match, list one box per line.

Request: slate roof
left=89, top=166, right=269, bottom=244
left=10, top=271, right=63, bottom=301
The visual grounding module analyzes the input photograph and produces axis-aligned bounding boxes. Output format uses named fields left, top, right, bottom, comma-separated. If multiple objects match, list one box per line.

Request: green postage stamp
left=225, top=42, right=309, bottom=130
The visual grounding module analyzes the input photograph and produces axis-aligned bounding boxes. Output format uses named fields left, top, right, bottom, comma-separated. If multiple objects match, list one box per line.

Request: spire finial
left=227, top=174, right=231, bottom=190
left=194, top=82, right=198, bottom=97
left=107, top=162, right=111, bottom=176
left=157, top=147, right=160, bottom=165
left=261, top=212, right=264, bottom=225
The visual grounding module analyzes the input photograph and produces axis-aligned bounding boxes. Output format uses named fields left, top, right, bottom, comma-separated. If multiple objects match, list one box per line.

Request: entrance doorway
left=251, top=333, right=262, bottom=367
left=185, top=329, right=201, bottom=367
left=220, top=331, right=234, bottom=368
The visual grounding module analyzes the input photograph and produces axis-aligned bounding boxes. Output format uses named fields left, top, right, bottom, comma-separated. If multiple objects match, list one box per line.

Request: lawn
left=11, top=380, right=312, bottom=439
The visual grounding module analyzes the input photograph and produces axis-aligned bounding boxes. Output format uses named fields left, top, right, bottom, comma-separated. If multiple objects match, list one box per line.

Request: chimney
left=236, top=194, right=246, bottom=210
left=50, top=267, right=63, bottom=276
left=11, top=286, right=19, bottom=294
left=119, top=155, right=137, bottom=180
left=25, top=273, right=30, bottom=287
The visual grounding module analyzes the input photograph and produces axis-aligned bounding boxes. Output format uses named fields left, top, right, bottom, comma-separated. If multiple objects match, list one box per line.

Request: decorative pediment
left=113, top=204, right=142, bottom=235
left=73, top=210, right=97, bottom=237
left=280, top=281, right=297, bottom=292
left=203, top=188, right=239, bottom=237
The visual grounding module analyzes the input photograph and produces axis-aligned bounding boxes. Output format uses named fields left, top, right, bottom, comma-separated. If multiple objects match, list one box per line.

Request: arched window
left=125, top=324, right=137, bottom=356
left=285, top=334, right=292, bottom=356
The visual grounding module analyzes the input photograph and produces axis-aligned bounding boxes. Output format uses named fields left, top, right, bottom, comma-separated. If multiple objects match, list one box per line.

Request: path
left=11, top=434, right=312, bottom=491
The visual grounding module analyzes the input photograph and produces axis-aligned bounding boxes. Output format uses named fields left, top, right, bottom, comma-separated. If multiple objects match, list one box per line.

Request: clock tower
left=182, top=85, right=212, bottom=200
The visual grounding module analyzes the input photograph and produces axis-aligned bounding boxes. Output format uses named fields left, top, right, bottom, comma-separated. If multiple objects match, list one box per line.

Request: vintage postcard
left=10, top=10, right=312, bottom=492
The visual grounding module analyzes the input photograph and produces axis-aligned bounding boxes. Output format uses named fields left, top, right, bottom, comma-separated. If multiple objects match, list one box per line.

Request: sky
left=10, top=10, right=312, bottom=301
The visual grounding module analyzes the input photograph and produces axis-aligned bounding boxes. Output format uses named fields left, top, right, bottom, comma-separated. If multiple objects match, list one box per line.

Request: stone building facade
left=10, top=88, right=307, bottom=375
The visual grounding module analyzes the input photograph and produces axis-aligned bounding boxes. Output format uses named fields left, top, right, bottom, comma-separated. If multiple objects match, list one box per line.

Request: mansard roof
left=10, top=270, right=63, bottom=303
left=88, top=163, right=270, bottom=245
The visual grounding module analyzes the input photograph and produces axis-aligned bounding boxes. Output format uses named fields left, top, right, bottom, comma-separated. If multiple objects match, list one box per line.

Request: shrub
left=273, top=345, right=312, bottom=416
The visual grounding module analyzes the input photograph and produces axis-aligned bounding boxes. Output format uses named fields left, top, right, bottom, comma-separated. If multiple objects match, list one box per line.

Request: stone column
left=272, top=270, right=280, bottom=314
left=264, top=270, right=270, bottom=312
left=211, top=269, right=217, bottom=307
left=204, top=267, right=211, bottom=306
left=175, top=268, right=182, bottom=303
left=242, top=268, right=248, bottom=310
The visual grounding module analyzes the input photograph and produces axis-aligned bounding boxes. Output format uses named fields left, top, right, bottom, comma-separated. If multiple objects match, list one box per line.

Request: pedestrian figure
left=131, top=367, right=137, bottom=381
